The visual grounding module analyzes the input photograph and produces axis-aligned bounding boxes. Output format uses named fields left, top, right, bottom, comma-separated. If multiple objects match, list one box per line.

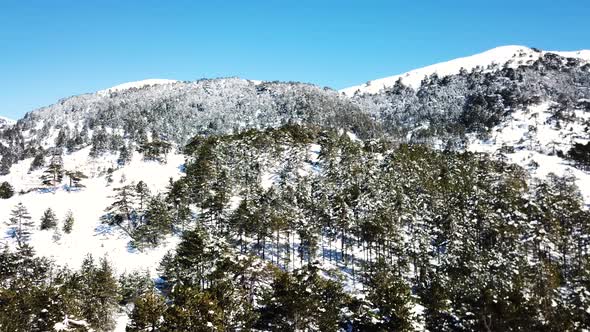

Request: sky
left=0, top=0, right=589, bottom=119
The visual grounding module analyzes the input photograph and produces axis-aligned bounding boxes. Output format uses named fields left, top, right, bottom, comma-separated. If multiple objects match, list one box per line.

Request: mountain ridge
left=96, top=78, right=179, bottom=96
left=340, top=45, right=590, bottom=96
left=2, top=45, right=588, bottom=121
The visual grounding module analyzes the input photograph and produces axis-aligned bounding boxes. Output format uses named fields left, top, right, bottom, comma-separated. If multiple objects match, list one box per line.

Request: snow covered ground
left=341, top=45, right=590, bottom=96
left=0, top=147, right=185, bottom=276
left=0, top=115, right=15, bottom=127
left=468, top=102, right=590, bottom=205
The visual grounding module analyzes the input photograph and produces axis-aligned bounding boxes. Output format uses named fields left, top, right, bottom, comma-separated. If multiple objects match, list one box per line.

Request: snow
left=0, top=115, right=16, bottom=126
left=97, top=79, right=178, bottom=96
left=113, top=313, right=130, bottom=332
left=54, top=317, right=90, bottom=331
left=340, top=45, right=590, bottom=96
left=0, top=147, right=185, bottom=277
left=468, top=102, right=590, bottom=205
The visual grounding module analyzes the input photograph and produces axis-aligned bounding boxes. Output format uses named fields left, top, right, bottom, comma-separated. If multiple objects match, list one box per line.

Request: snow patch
left=0, top=147, right=185, bottom=276
left=467, top=102, right=590, bottom=204
left=97, top=79, right=178, bottom=96
left=0, top=115, right=16, bottom=126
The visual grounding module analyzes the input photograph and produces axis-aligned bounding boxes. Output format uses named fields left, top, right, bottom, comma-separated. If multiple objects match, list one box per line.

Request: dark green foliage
left=159, top=227, right=214, bottom=289
left=89, top=127, right=110, bottom=157
left=78, top=255, right=120, bottom=331
left=29, top=153, right=45, bottom=172
left=0, top=181, right=14, bottom=199
left=132, top=195, right=172, bottom=247
left=160, top=287, right=224, bottom=332
left=117, top=144, right=132, bottom=165
left=126, top=290, right=166, bottom=332
left=103, top=184, right=136, bottom=230
left=0, top=245, right=55, bottom=332
left=258, top=264, right=349, bottom=332
left=0, top=248, right=120, bottom=332
left=41, top=154, right=64, bottom=187
left=568, top=141, right=590, bottom=169
left=118, top=270, right=153, bottom=305
left=166, top=177, right=192, bottom=230
left=169, top=125, right=590, bottom=330
left=363, top=259, right=414, bottom=331
left=135, top=181, right=151, bottom=213
left=40, top=208, right=58, bottom=230
left=417, top=272, right=456, bottom=331
left=137, top=140, right=172, bottom=162
left=65, top=169, right=88, bottom=190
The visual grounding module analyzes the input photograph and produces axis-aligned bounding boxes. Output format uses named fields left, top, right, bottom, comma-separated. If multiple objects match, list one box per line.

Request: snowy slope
left=341, top=45, right=590, bottom=96
left=0, top=148, right=184, bottom=276
left=468, top=102, right=590, bottom=205
left=0, top=115, right=16, bottom=127
left=97, top=79, right=178, bottom=96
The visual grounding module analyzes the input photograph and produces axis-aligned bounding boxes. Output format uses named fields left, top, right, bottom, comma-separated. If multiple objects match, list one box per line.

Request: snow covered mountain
left=341, top=45, right=590, bottom=95
left=1, top=45, right=590, bottom=331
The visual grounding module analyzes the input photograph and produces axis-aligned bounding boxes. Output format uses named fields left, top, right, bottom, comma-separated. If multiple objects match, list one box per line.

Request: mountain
left=0, top=77, right=373, bottom=174
left=1, top=46, right=590, bottom=331
left=341, top=45, right=590, bottom=96
left=346, top=46, right=590, bottom=201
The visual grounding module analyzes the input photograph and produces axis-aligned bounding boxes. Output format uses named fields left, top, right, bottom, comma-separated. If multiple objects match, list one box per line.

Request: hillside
left=0, top=116, right=15, bottom=127
left=1, top=46, right=590, bottom=331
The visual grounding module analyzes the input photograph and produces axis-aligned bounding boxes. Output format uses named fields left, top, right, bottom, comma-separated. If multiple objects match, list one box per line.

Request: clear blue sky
left=1, top=0, right=589, bottom=119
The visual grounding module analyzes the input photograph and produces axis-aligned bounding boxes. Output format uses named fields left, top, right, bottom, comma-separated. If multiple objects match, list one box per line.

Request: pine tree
left=79, top=255, right=119, bottom=331
left=65, top=169, right=88, bottom=191
left=138, top=140, right=172, bottom=162
left=106, top=167, right=114, bottom=185
left=0, top=154, right=12, bottom=175
left=41, top=154, right=64, bottom=188
left=55, top=127, right=68, bottom=148
left=159, top=227, right=215, bottom=289
left=104, top=184, right=137, bottom=233
left=161, top=287, right=224, bottom=332
left=90, top=127, right=110, bottom=157
left=63, top=210, right=74, bottom=234
left=40, top=208, right=58, bottom=230
left=135, top=181, right=151, bottom=213
left=117, top=144, right=132, bottom=165
left=109, top=185, right=136, bottom=221
left=133, top=195, right=172, bottom=247
left=0, top=181, right=14, bottom=199
left=166, top=178, right=192, bottom=231
left=5, top=203, right=33, bottom=247
left=260, top=264, right=348, bottom=331
left=364, top=258, right=415, bottom=331
left=419, top=272, right=456, bottom=331
left=118, top=270, right=152, bottom=305
left=127, top=290, right=166, bottom=332
left=206, top=256, right=260, bottom=330
left=29, top=152, right=45, bottom=172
